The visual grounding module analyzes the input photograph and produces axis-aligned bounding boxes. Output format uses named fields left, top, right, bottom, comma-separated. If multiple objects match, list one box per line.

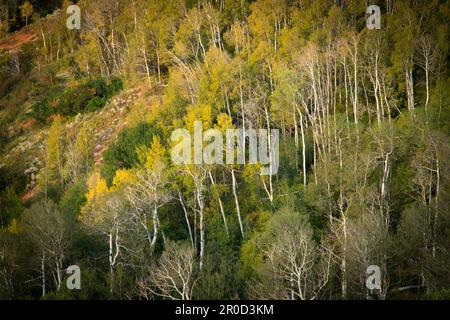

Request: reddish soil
left=21, top=118, right=37, bottom=130
left=21, top=187, right=40, bottom=203
left=0, top=29, right=37, bottom=51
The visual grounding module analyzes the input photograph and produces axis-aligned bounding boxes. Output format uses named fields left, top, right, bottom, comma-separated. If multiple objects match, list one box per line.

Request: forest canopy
left=0, top=0, right=449, bottom=300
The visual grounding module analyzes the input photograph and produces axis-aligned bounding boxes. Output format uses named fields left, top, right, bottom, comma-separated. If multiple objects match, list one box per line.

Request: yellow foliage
left=184, top=105, right=212, bottom=132
left=46, top=115, right=63, bottom=183
left=20, top=1, right=33, bottom=25
left=81, top=172, right=111, bottom=226
left=7, top=218, right=21, bottom=234
left=148, top=136, right=166, bottom=165
left=86, top=172, right=109, bottom=204
left=215, top=113, right=234, bottom=133
left=137, top=136, right=167, bottom=171
left=112, top=169, right=136, bottom=191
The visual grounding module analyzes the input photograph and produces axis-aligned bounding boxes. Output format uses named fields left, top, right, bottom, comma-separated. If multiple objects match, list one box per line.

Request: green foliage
left=0, top=165, right=26, bottom=193
left=59, top=179, right=88, bottom=220
left=57, top=78, right=123, bottom=116
left=194, top=255, right=244, bottom=299
left=426, top=289, right=450, bottom=300
left=101, top=122, right=157, bottom=185
left=30, top=99, right=54, bottom=123
left=43, top=267, right=110, bottom=300
left=30, top=78, right=123, bottom=121
left=106, top=78, right=124, bottom=96
left=0, top=187, right=24, bottom=229
left=0, top=0, right=449, bottom=301
left=86, top=96, right=106, bottom=112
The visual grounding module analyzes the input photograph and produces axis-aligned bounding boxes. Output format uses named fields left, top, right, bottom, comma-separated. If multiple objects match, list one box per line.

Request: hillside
left=0, top=0, right=449, bottom=301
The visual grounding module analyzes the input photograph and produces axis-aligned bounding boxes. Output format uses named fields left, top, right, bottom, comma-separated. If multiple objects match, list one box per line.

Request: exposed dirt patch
left=21, top=118, right=37, bottom=130
left=21, top=187, right=40, bottom=204
left=0, top=28, right=37, bottom=51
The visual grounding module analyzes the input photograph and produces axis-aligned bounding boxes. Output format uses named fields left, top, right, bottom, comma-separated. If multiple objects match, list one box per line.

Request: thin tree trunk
left=109, top=233, right=114, bottom=293
left=231, top=169, right=244, bottom=239
left=406, top=65, right=415, bottom=111
left=341, top=215, right=347, bottom=300
left=178, top=189, right=194, bottom=248
left=41, top=252, right=46, bottom=297
left=295, top=105, right=307, bottom=188
left=194, top=181, right=205, bottom=270
left=208, top=171, right=229, bottom=238
left=150, top=205, right=159, bottom=252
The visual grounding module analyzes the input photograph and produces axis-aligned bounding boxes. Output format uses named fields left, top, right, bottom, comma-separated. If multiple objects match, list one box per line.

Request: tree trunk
left=41, top=252, right=46, bottom=297
left=341, top=215, right=347, bottom=300
left=178, top=189, right=194, bottom=249
left=231, top=169, right=244, bottom=239
left=208, top=171, right=229, bottom=238
left=405, top=66, right=415, bottom=111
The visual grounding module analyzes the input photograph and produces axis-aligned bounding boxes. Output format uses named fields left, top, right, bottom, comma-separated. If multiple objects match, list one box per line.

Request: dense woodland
left=0, top=0, right=449, bottom=300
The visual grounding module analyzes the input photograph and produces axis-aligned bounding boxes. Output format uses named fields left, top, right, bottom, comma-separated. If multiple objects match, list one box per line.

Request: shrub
left=31, top=77, right=123, bottom=121
left=0, top=187, right=24, bottom=229
left=30, top=99, right=55, bottom=123
left=59, top=179, right=87, bottom=220
left=0, top=165, right=26, bottom=193
left=106, top=77, right=123, bottom=96
left=86, top=96, right=106, bottom=112
left=101, top=122, right=157, bottom=184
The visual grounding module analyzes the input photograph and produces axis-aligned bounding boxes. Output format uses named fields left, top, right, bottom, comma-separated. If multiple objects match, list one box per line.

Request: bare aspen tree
left=82, top=174, right=133, bottom=294
left=138, top=241, right=196, bottom=300
left=22, top=201, right=69, bottom=293
left=125, top=137, right=171, bottom=253
left=251, top=209, right=331, bottom=300
left=177, top=189, right=194, bottom=249
left=230, top=168, right=244, bottom=238
left=208, top=170, right=229, bottom=238
left=185, top=166, right=208, bottom=270
left=415, top=35, right=439, bottom=111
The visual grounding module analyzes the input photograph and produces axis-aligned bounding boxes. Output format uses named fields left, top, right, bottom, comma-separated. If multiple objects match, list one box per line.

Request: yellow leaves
left=200, top=47, right=233, bottom=108
left=204, top=46, right=228, bottom=67
left=184, top=105, right=213, bottom=132
left=165, top=68, right=191, bottom=109
left=86, top=172, right=108, bottom=204
left=75, top=125, right=91, bottom=155
left=112, top=169, right=136, bottom=191
left=173, top=41, right=190, bottom=60
left=248, top=0, right=282, bottom=40
left=146, top=101, right=162, bottom=125
left=83, top=169, right=133, bottom=226
left=215, top=113, right=234, bottom=133
left=243, top=163, right=263, bottom=183
left=20, top=1, right=33, bottom=23
left=148, top=136, right=166, bottom=165
left=224, top=21, right=247, bottom=52
left=7, top=218, right=21, bottom=235
left=82, top=172, right=110, bottom=226
left=47, top=115, right=62, bottom=163
left=83, top=135, right=169, bottom=227
left=137, top=136, right=167, bottom=174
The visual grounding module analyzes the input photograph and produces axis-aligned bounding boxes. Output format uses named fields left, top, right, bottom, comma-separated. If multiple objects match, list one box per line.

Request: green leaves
left=101, top=122, right=156, bottom=185
left=31, top=78, right=123, bottom=121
